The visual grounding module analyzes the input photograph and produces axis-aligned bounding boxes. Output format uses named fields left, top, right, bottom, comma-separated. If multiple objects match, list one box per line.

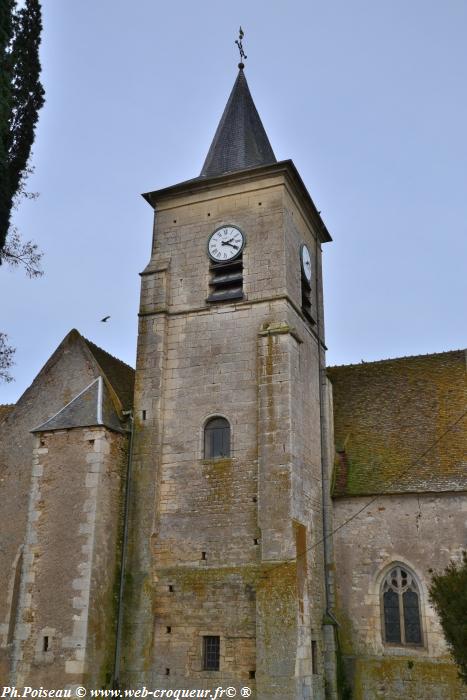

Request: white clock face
left=208, top=226, right=245, bottom=262
left=301, top=244, right=312, bottom=283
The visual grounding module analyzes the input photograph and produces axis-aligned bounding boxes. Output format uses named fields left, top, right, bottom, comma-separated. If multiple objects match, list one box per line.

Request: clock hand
left=221, top=241, right=239, bottom=250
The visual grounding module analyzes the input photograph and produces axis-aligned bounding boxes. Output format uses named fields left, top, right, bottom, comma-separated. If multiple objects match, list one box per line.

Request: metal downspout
left=315, top=241, right=338, bottom=697
left=113, top=411, right=134, bottom=688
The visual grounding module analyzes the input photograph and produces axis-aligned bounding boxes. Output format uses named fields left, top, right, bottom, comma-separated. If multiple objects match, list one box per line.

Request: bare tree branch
left=0, top=227, right=43, bottom=277
left=0, top=332, right=15, bottom=383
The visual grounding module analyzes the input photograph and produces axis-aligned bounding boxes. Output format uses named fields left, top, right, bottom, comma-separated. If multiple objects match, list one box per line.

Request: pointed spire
left=200, top=67, right=276, bottom=178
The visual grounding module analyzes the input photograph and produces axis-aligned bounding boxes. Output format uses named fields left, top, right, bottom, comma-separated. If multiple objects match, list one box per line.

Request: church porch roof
left=31, top=376, right=124, bottom=434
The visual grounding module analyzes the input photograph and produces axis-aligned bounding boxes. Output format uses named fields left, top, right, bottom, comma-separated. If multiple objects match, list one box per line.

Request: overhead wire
left=260, top=405, right=467, bottom=578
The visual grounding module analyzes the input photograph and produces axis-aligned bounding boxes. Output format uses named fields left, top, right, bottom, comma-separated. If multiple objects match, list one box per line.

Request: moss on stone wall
left=350, top=656, right=467, bottom=700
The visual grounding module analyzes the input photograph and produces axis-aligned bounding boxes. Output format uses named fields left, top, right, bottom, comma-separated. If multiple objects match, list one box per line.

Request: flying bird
left=101, top=316, right=111, bottom=323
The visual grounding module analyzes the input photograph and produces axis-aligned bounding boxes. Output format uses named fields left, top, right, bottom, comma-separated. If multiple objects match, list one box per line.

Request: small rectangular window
left=43, top=636, right=49, bottom=652
left=203, top=635, right=220, bottom=671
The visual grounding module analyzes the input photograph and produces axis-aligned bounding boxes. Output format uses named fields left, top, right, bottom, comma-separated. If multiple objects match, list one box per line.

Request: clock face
left=301, top=244, right=312, bottom=283
left=208, top=226, right=245, bottom=262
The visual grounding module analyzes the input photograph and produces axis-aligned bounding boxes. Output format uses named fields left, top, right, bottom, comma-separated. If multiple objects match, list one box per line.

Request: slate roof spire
left=200, top=65, right=276, bottom=178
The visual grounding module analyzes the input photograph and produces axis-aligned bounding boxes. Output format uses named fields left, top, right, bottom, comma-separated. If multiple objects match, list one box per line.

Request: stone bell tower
left=121, top=59, right=337, bottom=700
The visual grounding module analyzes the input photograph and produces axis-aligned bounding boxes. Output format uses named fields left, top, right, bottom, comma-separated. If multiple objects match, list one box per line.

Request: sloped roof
left=328, top=349, right=467, bottom=496
left=32, top=377, right=123, bottom=433
left=83, top=337, right=134, bottom=411
left=0, top=404, right=14, bottom=424
left=15, top=329, right=135, bottom=435
left=200, top=67, right=276, bottom=178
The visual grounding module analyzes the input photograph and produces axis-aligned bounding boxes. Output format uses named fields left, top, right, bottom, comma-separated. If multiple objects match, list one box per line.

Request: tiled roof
left=0, top=404, right=14, bottom=424
left=32, top=377, right=123, bottom=433
left=328, top=350, right=467, bottom=496
left=200, top=67, right=276, bottom=178
left=83, top=337, right=134, bottom=410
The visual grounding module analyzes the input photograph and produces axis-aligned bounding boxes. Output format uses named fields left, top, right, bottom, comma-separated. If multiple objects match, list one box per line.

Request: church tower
left=122, top=58, right=336, bottom=700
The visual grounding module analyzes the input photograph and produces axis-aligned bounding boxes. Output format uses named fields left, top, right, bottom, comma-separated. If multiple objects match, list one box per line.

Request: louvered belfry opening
left=301, top=272, right=313, bottom=323
left=207, top=254, right=244, bottom=302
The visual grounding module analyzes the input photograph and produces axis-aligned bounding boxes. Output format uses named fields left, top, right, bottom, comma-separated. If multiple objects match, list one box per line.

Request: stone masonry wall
left=0, top=333, right=105, bottom=684
left=333, top=492, right=467, bottom=699
left=12, top=427, right=127, bottom=689
left=123, top=168, right=332, bottom=699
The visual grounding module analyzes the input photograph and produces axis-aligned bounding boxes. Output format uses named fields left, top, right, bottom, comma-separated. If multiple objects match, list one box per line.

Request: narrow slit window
left=204, top=417, right=231, bottom=459
left=311, top=640, right=318, bottom=674
left=203, top=635, right=220, bottom=671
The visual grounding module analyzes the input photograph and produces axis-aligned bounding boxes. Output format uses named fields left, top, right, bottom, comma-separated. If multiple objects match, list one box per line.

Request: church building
left=0, top=57, right=466, bottom=700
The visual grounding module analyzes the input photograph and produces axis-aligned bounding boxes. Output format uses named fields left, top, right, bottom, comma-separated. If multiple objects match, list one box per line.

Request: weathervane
left=235, top=26, right=247, bottom=68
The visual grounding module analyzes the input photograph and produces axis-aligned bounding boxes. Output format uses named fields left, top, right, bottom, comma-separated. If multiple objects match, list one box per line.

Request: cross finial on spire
left=235, top=26, right=247, bottom=69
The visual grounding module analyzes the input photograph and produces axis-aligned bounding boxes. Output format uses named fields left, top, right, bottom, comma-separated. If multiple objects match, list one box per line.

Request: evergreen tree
left=0, top=0, right=45, bottom=254
left=429, top=553, right=467, bottom=685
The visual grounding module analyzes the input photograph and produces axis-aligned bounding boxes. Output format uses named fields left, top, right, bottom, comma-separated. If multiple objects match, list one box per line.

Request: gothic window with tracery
left=382, top=565, right=423, bottom=646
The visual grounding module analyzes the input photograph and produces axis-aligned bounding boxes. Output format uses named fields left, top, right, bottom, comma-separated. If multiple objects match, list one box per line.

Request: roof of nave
left=328, top=349, right=467, bottom=497
left=0, top=404, right=15, bottom=425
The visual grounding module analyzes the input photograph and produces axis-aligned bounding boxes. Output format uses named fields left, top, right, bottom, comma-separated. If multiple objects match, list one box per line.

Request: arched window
left=204, top=417, right=230, bottom=459
left=382, top=565, right=422, bottom=646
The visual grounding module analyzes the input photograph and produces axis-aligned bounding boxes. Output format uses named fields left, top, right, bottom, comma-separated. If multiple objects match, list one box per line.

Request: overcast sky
left=1, top=0, right=466, bottom=403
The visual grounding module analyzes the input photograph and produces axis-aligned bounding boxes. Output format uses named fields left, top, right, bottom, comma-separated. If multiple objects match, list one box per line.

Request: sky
left=1, top=0, right=466, bottom=403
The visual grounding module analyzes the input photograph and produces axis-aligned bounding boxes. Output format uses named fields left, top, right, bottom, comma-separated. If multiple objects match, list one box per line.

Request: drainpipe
left=113, top=411, right=134, bottom=688
left=315, top=241, right=339, bottom=697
